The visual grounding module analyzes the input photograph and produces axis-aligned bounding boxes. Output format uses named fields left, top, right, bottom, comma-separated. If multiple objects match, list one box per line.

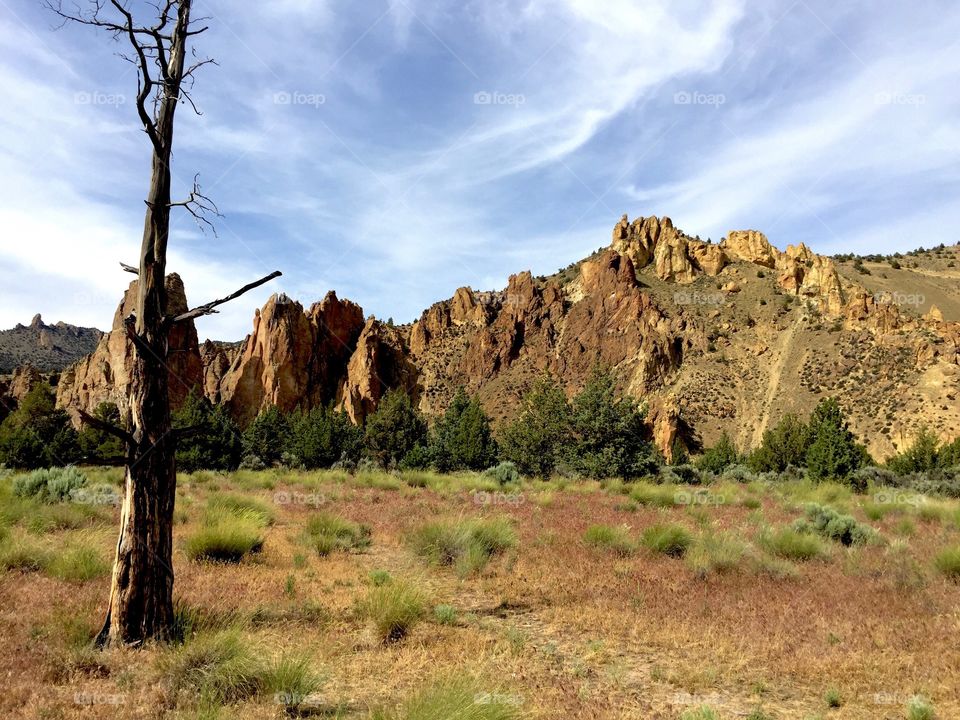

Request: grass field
left=2, top=467, right=959, bottom=719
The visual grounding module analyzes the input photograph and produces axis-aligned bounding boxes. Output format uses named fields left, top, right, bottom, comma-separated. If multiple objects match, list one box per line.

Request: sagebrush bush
left=641, top=523, right=692, bottom=558
left=795, top=503, right=876, bottom=546
left=583, top=524, right=635, bottom=556
left=409, top=517, right=516, bottom=575
left=304, top=513, right=371, bottom=556
left=13, top=467, right=87, bottom=503
left=362, top=578, right=427, bottom=642
left=484, top=462, right=520, bottom=486
left=721, top=464, right=756, bottom=483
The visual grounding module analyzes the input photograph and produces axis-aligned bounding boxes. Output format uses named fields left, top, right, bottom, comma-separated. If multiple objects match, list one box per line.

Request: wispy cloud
left=0, top=0, right=957, bottom=339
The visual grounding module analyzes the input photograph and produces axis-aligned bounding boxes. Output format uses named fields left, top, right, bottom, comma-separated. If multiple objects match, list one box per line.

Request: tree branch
left=169, top=173, right=222, bottom=235
left=78, top=409, right=135, bottom=446
left=173, top=271, right=283, bottom=323
left=120, top=262, right=139, bottom=275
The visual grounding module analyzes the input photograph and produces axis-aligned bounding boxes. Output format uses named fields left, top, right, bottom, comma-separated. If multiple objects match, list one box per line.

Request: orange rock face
left=56, top=274, right=203, bottom=424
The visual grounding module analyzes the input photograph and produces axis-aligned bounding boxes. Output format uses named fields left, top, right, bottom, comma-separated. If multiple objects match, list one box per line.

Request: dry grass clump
left=361, top=577, right=427, bottom=642
left=304, top=512, right=371, bottom=556
left=409, top=517, right=516, bottom=576
left=583, top=524, right=636, bottom=556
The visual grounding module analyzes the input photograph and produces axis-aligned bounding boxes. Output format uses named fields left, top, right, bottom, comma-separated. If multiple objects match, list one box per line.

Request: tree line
left=2, top=373, right=958, bottom=486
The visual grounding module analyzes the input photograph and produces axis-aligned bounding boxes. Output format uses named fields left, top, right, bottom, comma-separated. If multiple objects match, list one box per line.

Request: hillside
left=49, top=214, right=960, bottom=463
left=0, top=314, right=102, bottom=374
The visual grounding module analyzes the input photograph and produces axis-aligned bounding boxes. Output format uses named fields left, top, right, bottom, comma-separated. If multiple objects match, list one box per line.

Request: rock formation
left=46, top=213, right=960, bottom=462
left=56, top=274, right=203, bottom=425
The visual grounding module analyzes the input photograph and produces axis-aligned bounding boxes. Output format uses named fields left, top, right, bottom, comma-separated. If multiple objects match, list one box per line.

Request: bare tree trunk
left=49, top=0, right=280, bottom=647
left=98, top=1, right=190, bottom=646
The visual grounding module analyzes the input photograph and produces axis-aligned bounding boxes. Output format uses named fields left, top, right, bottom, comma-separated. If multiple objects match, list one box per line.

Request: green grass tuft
left=641, top=523, right=692, bottom=558
left=303, top=513, right=371, bottom=557
left=583, top=524, right=636, bottom=556
left=934, top=545, right=960, bottom=579
left=362, top=578, right=427, bottom=643
left=759, top=526, right=826, bottom=561
left=409, top=517, right=516, bottom=576
left=373, top=678, right=520, bottom=720
left=906, top=696, right=936, bottom=720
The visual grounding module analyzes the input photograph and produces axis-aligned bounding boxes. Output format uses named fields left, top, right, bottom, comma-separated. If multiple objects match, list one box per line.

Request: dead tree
left=47, top=0, right=280, bottom=646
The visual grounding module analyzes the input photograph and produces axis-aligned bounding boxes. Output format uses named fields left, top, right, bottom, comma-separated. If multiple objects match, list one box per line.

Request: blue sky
left=1, top=0, right=958, bottom=340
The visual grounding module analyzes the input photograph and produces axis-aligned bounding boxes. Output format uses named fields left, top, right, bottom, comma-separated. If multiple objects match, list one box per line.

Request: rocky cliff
left=50, top=214, right=960, bottom=462
left=0, top=314, right=102, bottom=373
left=55, top=274, right=204, bottom=425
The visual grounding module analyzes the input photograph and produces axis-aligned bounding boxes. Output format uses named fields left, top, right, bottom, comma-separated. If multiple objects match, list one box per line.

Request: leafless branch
left=78, top=409, right=135, bottom=446
left=169, top=173, right=223, bottom=235
left=173, top=271, right=283, bottom=323
left=120, top=262, right=139, bottom=274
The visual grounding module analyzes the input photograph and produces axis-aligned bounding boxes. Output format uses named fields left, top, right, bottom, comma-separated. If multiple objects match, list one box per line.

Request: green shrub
left=369, top=569, right=392, bottom=586
left=363, top=389, right=428, bottom=469
left=484, top=462, right=520, bottom=486
left=242, top=406, right=292, bottom=467
left=429, top=388, right=498, bottom=472
left=824, top=687, right=843, bottom=708
left=0, top=384, right=80, bottom=469
left=174, top=390, right=243, bottom=471
left=14, top=467, right=87, bottom=503
left=934, top=546, right=960, bottom=579
left=749, top=414, right=811, bottom=473
left=805, top=398, right=868, bottom=483
left=795, top=503, right=876, bottom=546
left=697, top=432, right=740, bottom=474
left=906, top=696, right=936, bottom=720
left=641, top=523, right=692, bottom=558
left=304, top=513, right=371, bottom=556
left=760, top=527, right=826, bottom=561
left=498, top=375, right=571, bottom=478
left=583, top=524, right=635, bottom=556
left=77, top=401, right=126, bottom=464
left=362, top=578, right=427, bottom=642
left=409, top=517, right=516, bottom=576
left=887, top=427, right=941, bottom=475
left=433, top=604, right=457, bottom=625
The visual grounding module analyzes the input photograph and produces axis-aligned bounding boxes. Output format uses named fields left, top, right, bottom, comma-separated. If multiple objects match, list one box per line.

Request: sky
left=0, top=0, right=958, bottom=341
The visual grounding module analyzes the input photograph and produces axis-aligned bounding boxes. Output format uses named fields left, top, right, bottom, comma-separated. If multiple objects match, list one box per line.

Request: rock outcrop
left=56, top=274, right=203, bottom=424
left=46, top=212, right=959, bottom=464
left=217, top=291, right=365, bottom=425
left=0, top=314, right=102, bottom=373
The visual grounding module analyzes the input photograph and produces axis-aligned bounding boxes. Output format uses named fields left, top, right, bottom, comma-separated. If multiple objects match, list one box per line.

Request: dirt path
left=751, top=314, right=803, bottom=449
